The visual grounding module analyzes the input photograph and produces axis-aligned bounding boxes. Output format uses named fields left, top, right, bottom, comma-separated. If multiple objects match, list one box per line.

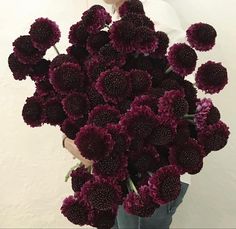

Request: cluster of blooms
left=9, top=0, right=230, bottom=228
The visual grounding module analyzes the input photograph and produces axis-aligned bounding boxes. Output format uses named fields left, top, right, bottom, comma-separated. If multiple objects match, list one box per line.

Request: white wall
left=0, top=0, right=235, bottom=228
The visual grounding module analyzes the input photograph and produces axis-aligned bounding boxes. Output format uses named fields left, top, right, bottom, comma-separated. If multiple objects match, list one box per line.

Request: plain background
left=0, top=0, right=235, bottom=228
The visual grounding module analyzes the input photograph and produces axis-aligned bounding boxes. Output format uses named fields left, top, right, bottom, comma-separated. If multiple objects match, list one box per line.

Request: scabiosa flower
left=88, top=105, right=120, bottom=128
left=148, top=116, right=176, bottom=146
left=62, top=92, right=89, bottom=120
left=82, top=5, right=112, bottom=34
left=49, top=63, right=85, bottom=94
left=86, top=83, right=105, bottom=109
left=68, top=21, right=89, bottom=46
left=13, top=35, right=45, bottom=64
left=8, top=53, right=31, bottom=80
left=43, top=97, right=66, bottom=125
left=70, top=165, right=93, bottom=192
left=95, top=67, right=131, bottom=104
left=66, top=45, right=89, bottom=65
left=29, top=59, right=51, bottom=82
left=109, top=20, right=136, bottom=54
left=167, top=43, right=198, bottom=76
left=119, top=0, right=145, bottom=17
left=121, top=13, right=155, bottom=30
left=148, top=165, right=181, bottom=205
left=198, top=121, right=230, bottom=154
left=86, top=31, right=110, bottom=55
left=35, top=78, right=54, bottom=96
left=74, top=124, right=114, bottom=161
left=195, top=98, right=220, bottom=130
left=81, top=176, right=122, bottom=211
left=60, top=195, right=89, bottom=226
left=131, top=95, right=159, bottom=114
left=159, top=78, right=182, bottom=91
left=106, top=123, right=130, bottom=155
left=120, top=106, right=157, bottom=139
left=89, top=207, right=118, bottom=229
left=151, top=31, right=169, bottom=58
left=98, top=43, right=126, bottom=67
left=186, top=22, right=217, bottom=51
left=169, top=138, right=205, bottom=175
left=124, top=185, right=158, bottom=217
left=60, top=117, right=87, bottom=140
left=22, top=96, right=44, bottom=127
left=93, top=153, right=128, bottom=181
left=129, top=69, right=152, bottom=96
left=174, top=120, right=191, bottom=145
left=50, top=54, right=76, bottom=70
left=29, top=18, right=60, bottom=50
left=195, top=61, right=228, bottom=94
left=158, top=90, right=189, bottom=121
left=135, top=27, right=158, bottom=54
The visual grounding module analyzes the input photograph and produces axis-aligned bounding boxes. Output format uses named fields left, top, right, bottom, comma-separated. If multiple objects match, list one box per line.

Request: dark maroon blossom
left=195, top=61, right=228, bottom=94
left=29, top=59, right=51, bottom=82
left=74, top=124, right=114, bottom=161
left=119, top=0, right=145, bottom=17
left=29, top=17, right=61, bottom=50
left=151, top=31, right=169, bottom=58
left=50, top=54, right=76, bottom=70
left=187, top=22, right=217, bottom=51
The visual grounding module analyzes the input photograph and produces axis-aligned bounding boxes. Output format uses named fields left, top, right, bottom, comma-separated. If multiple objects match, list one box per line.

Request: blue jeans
left=112, top=182, right=189, bottom=229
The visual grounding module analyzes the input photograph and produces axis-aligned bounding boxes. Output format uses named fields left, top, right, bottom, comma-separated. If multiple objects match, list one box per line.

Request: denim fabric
left=112, top=182, right=189, bottom=229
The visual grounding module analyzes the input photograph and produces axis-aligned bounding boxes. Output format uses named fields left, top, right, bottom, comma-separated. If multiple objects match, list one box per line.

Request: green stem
left=64, top=162, right=81, bottom=182
left=165, top=66, right=172, bottom=74
left=127, top=177, right=138, bottom=194
left=184, top=114, right=195, bottom=118
left=53, top=45, right=60, bottom=55
left=148, top=171, right=153, bottom=177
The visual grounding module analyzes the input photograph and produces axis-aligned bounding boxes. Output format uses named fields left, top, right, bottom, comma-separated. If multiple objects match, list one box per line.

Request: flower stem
left=53, top=45, right=60, bottom=55
left=127, top=177, right=138, bottom=194
left=184, top=114, right=195, bottom=119
left=148, top=171, right=153, bottom=177
left=165, top=66, right=172, bottom=74
left=105, top=24, right=110, bottom=29
left=64, top=162, right=82, bottom=182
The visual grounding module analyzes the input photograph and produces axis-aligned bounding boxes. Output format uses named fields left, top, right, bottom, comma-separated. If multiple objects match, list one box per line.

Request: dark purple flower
left=81, top=176, right=122, bottom=211
left=121, top=13, right=154, bottom=30
left=29, top=17, right=61, bottom=50
left=82, top=5, right=112, bottom=34
left=86, top=31, right=110, bottom=54
left=50, top=54, right=76, bottom=70
left=88, top=104, right=120, bottom=128
left=151, top=31, right=169, bottom=58
left=120, top=106, right=157, bottom=139
left=8, top=53, right=31, bottom=80
left=158, top=90, right=189, bottom=121
left=13, top=35, right=45, bottom=64
left=109, top=20, right=136, bottom=54
left=49, top=63, right=85, bottom=94
left=195, top=98, right=220, bottom=130
left=60, top=195, right=89, bottom=225
left=135, top=27, right=158, bottom=54
left=29, top=59, right=51, bottom=82
left=119, top=0, right=145, bottom=17
left=148, top=165, right=181, bottom=205
left=169, top=138, right=205, bottom=175
left=22, top=96, right=44, bottom=127
left=68, top=21, right=89, bottom=46
left=95, top=67, right=131, bottom=104
left=43, top=97, right=66, bottom=126
left=148, top=116, right=176, bottom=146
left=70, top=165, right=93, bottom=192
left=60, top=117, right=87, bottom=140
left=195, top=61, right=228, bottom=94
left=187, top=22, right=217, bottom=51
left=35, top=78, right=54, bottom=96
left=62, top=92, right=89, bottom=120
left=74, top=124, right=114, bottom=161
left=167, top=43, right=197, bottom=76
left=66, top=45, right=89, bottom=65
left=173, top=120, right=191, bottom=145
left=86, top=83, right=105, bottom=109
left=198, top=121, right=230, bottom=154
left=124, top=185, right=159, bottom=217
left=129, top=69, right=152, bottom=96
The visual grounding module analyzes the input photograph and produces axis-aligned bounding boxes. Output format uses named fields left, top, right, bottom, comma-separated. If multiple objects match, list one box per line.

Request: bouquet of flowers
left=8, top=0, right=230, bottom=228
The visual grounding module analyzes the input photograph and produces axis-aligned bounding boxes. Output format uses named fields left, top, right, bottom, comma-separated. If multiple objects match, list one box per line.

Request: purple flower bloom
left=187, top=22, right=217, bottom=51
left=195, top=61, right=228, bottom=94
left=35, top=78, right=54, bottom=96
left=169, top=138, right=205, bottom=175
left=119, top=0, right=145, bottom=17
left=29, top=17, right=61, bottom=50
left=13, top=35, right=45, bottom=64
left=29, top=59, right=51, bottom=82
left=86, top=82, right=105, bottom=109
left=148, top=165, right=181, bottom=205
left=69, top=21, right=89, bottom=46
left=167, top=43, right=198, bottom=76
left=74, top=124, right=114, bottom=161
left=66, top=45, right=89, bottom=65
left=50, top=54, right=76, bottom=70
left=151, top=31, right=169, bottom=58
left=82, top=5, right=112, bottom=34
